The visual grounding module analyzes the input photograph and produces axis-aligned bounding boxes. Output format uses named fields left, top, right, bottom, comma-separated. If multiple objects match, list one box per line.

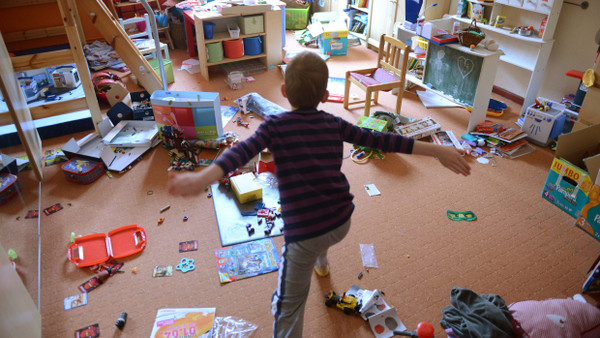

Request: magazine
left=215, top=238, right=281, bottom=283
left=149, top=308, right=216, bottom=338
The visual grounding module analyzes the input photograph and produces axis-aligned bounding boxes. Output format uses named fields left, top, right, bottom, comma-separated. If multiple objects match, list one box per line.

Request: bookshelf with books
left=346, top=0, right=372, bottom=42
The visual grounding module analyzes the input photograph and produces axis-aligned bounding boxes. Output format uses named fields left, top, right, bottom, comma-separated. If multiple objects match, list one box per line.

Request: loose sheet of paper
left=360, top=243, right=378, bottom=268
left=364, top=184, right=381, bottom=196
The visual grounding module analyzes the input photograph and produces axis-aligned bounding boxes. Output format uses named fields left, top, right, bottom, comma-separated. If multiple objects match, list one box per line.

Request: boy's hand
left=167, top=164, right=226, bottom=197
left=434, top=146, right=471, bottom=176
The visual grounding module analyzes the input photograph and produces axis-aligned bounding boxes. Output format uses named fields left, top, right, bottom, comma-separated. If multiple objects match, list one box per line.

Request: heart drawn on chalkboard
left=457, top=56, right=474, bottom=79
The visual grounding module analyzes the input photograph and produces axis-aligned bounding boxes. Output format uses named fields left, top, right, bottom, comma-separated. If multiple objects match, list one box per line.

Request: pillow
left=509, top=298, right=600, bottom=337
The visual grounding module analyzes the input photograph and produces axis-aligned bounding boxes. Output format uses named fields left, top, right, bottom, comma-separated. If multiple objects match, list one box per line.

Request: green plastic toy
left=7, top=249, right=18, bottom=261
left=447, top=210, right=477, bottom=221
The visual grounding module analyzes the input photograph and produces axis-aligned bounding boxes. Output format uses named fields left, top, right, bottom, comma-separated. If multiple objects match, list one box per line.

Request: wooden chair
left=119, top=14, right=170, bottom=61
left=343, top=34, right=410, bottom=116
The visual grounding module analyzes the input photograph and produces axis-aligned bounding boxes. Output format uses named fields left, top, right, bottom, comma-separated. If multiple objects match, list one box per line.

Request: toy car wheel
left=325, top=298, right=336, bottom=307
left=343, top=308, right=354, bottom=315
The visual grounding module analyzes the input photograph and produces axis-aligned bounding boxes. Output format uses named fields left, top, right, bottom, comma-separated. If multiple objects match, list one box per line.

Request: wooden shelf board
left=205, top=31, right=265, bottom=44
left=207, top=54, right=266, bottom=66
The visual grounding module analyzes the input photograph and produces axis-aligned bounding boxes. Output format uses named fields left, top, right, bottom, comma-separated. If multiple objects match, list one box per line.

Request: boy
left=168, top=51, right=470, bottom=337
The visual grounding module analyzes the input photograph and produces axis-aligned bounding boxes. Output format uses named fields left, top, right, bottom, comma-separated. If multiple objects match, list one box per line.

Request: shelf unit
left=346, top=3, right=371, bottom=42
left=453, top=0, right=563, bottom=113
left=194, top=8, right=282, bottom=81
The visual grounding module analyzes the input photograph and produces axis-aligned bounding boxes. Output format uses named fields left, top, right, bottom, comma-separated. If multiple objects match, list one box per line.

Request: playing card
left=179, top=240, right=198, bottom=252
left=364, top=184, right=381, bottom=196
left=64, top=293, right=87, bottom=310
left=74, top=323, right=100, bottom=337
left=153, top=265, right=174, bottom=277
left=25, top=209, right=39, bottom=219
left=78, top=276, right=103, bottom=293
left=44, top=203, right=63, bottom=216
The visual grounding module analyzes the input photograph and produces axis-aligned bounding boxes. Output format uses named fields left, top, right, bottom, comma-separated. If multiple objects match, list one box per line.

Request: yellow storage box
left=238, top=15, right=264, bottom=35
left=230, top=172, right=263, bottom=204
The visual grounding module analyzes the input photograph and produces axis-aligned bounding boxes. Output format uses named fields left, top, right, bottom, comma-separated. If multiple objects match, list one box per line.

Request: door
left=368, top=0, right=399, bottom=48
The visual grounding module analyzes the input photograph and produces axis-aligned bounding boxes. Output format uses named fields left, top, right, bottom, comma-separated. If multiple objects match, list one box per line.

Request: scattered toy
left=183, top=216, right=189, bottom=221
left=358, top=271, right=363, bottom=279
left=207, top=193, right=213, bottom=198
left=158, top=217, right=165, bottom=225
left=25, top=210, right=39, bottom=219
left=324, top=290, right=361, bottom=315
left=153, top=265, right=174, bottom=277
left=393, top=322, right=435, bottom=338
left=246, top=223, right=255, bottom=235
left=115, top=312, right=128, bottom=330
left=176, top=258, right=195, bottom=273
left=64, top=293, right=87, bottom=310
left=131, top=267, right=138, bottom=274
left=43, top=203, right=63, bottom=216
left=446, top=210, right=477, bottom=221
left=160, top=205, right=170, bottom=213
left=74, top=323, right=100, bottom=338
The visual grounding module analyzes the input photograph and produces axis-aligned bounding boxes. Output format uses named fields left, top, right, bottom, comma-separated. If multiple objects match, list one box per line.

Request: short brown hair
left=284, top=51, right=329, bottom=109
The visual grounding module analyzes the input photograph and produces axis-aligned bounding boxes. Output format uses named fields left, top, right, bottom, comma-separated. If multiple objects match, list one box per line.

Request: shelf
left=406, top=73, right=469, bottom=108
left=466, top=0, right=495, bottom=6
left=205, top=31, right=265, bottom=44
left=348, top=5, right=369, bottom=13
left=349, top=31, right=367, bottom=40
left=453, top=16, right=552, bottom=45
left=207, top=53, right=266, bottom=66
left=499, top=55, right=535, bottom=72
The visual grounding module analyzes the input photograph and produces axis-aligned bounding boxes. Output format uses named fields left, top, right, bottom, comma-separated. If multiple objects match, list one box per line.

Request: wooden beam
left=11, top=49, right=74, bottom=72
left=0, top=98, right=89, bottom=126
left=57, top=0, right=102, bottom=129
left=77, top=0, right=162, bottom=93
left=2, top=26, right=66, bottom=43
left=0, top=34, right=44, bottom=181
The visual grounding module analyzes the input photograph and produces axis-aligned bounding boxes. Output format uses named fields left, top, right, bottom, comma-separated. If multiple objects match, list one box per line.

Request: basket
left=457, top=19, right=485, bottom=47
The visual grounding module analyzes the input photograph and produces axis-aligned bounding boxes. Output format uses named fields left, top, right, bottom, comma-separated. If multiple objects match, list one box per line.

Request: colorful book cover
left=583, top=255, right=600, bottom=293
left=215, top=238, right=281, bottom=283
left=149, top=308, right=216, bottom=338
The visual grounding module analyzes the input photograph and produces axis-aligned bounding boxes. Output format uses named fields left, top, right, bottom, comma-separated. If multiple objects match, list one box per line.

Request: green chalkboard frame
left=423, top=43, right=483, bottom=107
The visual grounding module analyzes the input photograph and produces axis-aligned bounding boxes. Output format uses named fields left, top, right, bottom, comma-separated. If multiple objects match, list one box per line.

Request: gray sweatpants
left=271, top=219, right=351, bottom=338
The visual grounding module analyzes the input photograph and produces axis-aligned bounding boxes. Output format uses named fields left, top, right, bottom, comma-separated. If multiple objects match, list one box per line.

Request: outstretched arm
left=168, top=163, right=225, bottom=197
left=412, top=141, right=471, bottom=176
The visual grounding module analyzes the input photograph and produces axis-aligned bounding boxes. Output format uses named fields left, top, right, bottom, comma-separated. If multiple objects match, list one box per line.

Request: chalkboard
left=423, top=43, right=483, bottom=106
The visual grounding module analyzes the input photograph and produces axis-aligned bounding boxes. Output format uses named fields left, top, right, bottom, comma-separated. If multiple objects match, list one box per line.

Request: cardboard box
left=62, top=119, right=161, bottom=172
left=541, top=123, right=600, bottom=219
left=317, top=21, right=348, bottom=56
left=575, top=169, right=600, bottom=242
left=150, top=90, right=223, bottom=140
left=230, top=172, right=262, bottom=204
left=102, top=120, right=159, bottom=148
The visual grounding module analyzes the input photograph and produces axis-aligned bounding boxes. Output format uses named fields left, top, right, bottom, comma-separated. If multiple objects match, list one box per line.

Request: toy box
left=148, top=58, right=174, bottom=84
left=68, top=224, right=147, bottom=268
left=521, top=97, right=566, bottom=146
left=575, top=169, right=600, bottom=242
left=230, top=172, right=262, bottom=204
left=150, top=90, right=223, bottom=140
left=61, top=158, right=104, bottom=184
left=541, top=123, right=600, bottom=219
left=317, top=21, right=348, bottom=56
left=0, top=173, right=20, bottom=206
left=286, top=5, right=310, bottom=30
left=238, top=15, right=264, bottom=35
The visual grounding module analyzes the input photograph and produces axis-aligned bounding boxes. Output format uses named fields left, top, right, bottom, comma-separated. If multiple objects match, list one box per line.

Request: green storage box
left=286, top=5, right=310, bottom=30
left=148, top=58, right=174, bottom=84
left=238, top=15, right=264, bottom=35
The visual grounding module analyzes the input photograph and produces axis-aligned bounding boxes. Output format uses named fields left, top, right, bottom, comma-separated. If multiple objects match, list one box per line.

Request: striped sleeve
left=214, top=120, right=271, bottom=173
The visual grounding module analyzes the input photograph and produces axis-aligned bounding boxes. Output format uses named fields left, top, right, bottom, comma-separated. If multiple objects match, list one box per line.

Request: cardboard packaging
left=541, top=123, right=600, bottom=219
left=312, top=21, right=348, bottom=56
left=356, top=116, right=388, bottom=132
left=102, top=120, right=160, bottom=148
left=150, top=90, right=223, bottom=140
left=575, top=169, right=600, bottom=242
left=230, top=172, right=263, bottom=204
left=574, top=86, right=600, bottom=131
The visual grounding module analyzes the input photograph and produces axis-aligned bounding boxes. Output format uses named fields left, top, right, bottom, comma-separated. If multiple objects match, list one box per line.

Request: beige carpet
left=1, top=33, right=599, bottom=337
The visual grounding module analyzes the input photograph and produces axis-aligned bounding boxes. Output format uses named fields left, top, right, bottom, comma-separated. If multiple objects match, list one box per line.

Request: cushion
left=350, top=68, right=399, bottom=88
left=509, top=298, right=600, bottom=338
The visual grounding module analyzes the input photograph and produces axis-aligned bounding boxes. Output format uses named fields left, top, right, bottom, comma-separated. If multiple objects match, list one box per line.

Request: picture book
left=583, top=254, right=600, bottom=293
left=327, top=77, right=346, bottom=103
left=215, top=238, right=281, bottom=283
left=149, top=308, right=216, bottom=338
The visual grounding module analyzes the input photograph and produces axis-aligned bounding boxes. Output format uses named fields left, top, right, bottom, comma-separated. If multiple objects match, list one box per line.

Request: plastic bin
left=148, top=58, right=174, bottom=84
left=203, top=21, right=216, bottom=39
left=285, top=5, right=310, bottom=30
left=228, top=24, right=240, bottom=39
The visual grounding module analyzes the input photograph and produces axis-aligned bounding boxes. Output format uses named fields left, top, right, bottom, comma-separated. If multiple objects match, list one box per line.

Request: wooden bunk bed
left=0, top=0, right=163, bottom=180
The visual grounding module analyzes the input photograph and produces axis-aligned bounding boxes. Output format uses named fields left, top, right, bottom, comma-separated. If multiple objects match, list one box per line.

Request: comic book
left=149, top=308, right=216, bottom=338
left=215, top=238, right=281, bottom=283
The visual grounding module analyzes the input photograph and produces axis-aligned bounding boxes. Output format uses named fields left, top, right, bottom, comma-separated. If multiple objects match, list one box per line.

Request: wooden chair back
left=377, top=34, right=410, bottom=84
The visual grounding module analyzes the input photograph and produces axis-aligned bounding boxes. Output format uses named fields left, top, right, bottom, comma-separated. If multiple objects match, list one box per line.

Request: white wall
left=540, top=1, right=599, bottom=102
left=397, top=0, right=599, bottom=103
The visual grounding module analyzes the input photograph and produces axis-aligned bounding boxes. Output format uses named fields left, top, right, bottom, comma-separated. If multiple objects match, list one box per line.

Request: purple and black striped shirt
left=214, top=108, right=414, bottom=242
